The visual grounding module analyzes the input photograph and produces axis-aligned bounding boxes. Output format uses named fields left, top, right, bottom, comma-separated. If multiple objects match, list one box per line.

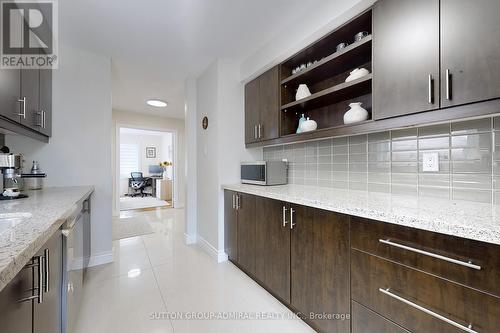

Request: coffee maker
left=0, top=153, right=27, bottom=200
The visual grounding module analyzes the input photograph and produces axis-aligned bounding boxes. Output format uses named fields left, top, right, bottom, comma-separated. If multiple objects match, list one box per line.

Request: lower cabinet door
left=34, top=230, right=63, bottom=333
left=352, top=301, right=411, bottom=333
left=290, top=206, right=350, bottom=333
left=0, top=265, right=33, bottom=333
left=224, top=190, right=238, bottom=261
left=236, top=193, right=256, bottom=275
left=255, top=197, right=291, bottom=303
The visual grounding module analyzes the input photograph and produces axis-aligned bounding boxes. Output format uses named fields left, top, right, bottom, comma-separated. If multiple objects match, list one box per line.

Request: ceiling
left=58, top=0, right=332, bottom=119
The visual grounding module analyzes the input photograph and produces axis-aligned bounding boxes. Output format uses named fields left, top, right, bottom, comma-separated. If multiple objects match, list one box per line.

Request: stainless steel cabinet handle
left=446, top=69, right=451, bottom=100
left=18, top=256, right=43, bottom=303
left=379, top=239, right=481, bottom=270
left=235, top=194, right=240, bottom=210
left=282, top=206, right=288, bottom=227
left=232, top=194, right=236, bottom=209
left=43, top=249, right=49, bottom=293
left=17, top=97, right=26, bottom=118
left=379, top=288, right=477, bottom=333
left=290, top=208, right=295, bottom=230
left=36, top=111, right=43, bottom=127
left=258, top=124, right=262, bottom=139
left=428, top=74, right=433, bottom=104
left=42, top=110, right=46, bottom=128
left=254, top=125, right=258, bottom=139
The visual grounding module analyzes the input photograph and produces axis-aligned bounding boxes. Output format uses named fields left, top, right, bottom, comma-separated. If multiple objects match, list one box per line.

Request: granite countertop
left=0, top=186, right=94, bottom=292
left=222, top=184, right=500, bottom=246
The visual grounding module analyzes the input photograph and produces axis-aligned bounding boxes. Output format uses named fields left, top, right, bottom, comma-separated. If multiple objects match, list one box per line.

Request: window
left=120, top=144, right=139, bottom=178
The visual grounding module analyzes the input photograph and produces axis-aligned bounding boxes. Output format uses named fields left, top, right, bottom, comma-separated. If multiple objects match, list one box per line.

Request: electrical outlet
left=422, top=152, right=439, bottom=172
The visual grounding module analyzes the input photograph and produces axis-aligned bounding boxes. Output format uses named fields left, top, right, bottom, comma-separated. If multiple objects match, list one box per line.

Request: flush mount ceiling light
left=146, top=99, right=168, bottom=108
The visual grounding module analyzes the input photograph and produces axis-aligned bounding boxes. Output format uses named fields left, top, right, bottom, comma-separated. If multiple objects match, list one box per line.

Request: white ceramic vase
left=344, top=102, right=369, bottom=124
left=295, top=84, right=312, bottom=101
left=299, top=117, right=318, bottom=132
left=345, top=68, right=369, bottom=82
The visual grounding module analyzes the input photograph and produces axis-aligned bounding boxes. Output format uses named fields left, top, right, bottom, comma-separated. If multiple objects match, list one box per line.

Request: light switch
left=422, top=152, right=439, bottom=172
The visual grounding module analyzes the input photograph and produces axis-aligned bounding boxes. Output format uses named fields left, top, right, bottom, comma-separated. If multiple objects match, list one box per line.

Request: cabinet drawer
left=352, top=301, right=410, bottom=333
left=351, top=217, right=500, bottom=297
left=351, top=249, right=500, bottom=333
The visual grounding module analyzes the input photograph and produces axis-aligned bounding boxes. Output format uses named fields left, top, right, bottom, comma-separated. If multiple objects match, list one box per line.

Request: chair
left=128, top=172, right=152, bottom=197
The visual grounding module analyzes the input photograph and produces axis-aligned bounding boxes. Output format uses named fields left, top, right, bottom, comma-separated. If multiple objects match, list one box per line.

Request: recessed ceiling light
left=146, top=99, right=167, bottom=108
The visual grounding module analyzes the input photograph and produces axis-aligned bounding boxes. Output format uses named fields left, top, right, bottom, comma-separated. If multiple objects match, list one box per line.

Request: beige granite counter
left=0, top=186, right=94, bottom=292
left=222, top=184, right=500, bottom=246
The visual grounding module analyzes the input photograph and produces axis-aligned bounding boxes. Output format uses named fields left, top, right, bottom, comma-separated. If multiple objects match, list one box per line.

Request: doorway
left=116, top=127, right=176, bottom=211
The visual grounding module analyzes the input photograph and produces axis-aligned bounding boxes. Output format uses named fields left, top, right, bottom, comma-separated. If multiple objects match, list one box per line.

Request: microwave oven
left=241, top=161, right=287, bottom=186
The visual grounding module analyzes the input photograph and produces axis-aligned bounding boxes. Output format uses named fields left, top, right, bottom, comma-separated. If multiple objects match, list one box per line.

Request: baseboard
left=196, top=235, right=228, bottom=263
left=87, top=251, right=114, bottom=267
left=184, top=233, right=197, bottom=245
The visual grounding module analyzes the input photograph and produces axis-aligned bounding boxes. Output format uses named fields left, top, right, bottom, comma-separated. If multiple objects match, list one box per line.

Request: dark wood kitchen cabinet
left=255, top=197, right=290, bottom=303
left=224, top=191, right=257, bottom=276
left=0, top=69, right=22, bottom=122
left=0, top=65, right=52, bottom=140
left=20, top=69, right=41, bottom=131
left=33, top=230, right=63, bottom=333
left=38, top=68, right=52, bottom=136
left=224, top=191, right=238, bottom=261
left=225, top=192, right=352, bottom=333
left=373, top=0, right=440, bottom=120
left=0, top=262, right=33, bottom=333
left=440, top=0, right=500, bottom=108
left=244, top=66, right=279, bottom=144
left=236, top=193, right=256, bottom=275
left=290, top=205, right=350, bottom=333
left=0, top=229, right=62, bottom=333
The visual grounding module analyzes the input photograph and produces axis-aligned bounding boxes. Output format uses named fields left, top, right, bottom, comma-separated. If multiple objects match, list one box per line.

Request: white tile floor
left=75, top=208, right=315, bottom=333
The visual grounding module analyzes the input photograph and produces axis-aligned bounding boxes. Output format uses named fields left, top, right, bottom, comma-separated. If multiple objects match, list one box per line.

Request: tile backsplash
left=263, top=116, right=500, bottom=204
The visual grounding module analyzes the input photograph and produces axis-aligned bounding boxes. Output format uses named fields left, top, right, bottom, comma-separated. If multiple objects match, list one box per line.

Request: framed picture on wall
left=146, top=147, right=156, bottom=158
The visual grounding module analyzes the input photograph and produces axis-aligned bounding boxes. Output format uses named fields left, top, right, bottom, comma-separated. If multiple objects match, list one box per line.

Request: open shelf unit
left=279, top=10, right=373, bottom=137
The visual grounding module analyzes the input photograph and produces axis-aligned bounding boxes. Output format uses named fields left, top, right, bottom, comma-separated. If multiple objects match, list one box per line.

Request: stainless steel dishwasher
left=62, top=198, right=91, bottom=333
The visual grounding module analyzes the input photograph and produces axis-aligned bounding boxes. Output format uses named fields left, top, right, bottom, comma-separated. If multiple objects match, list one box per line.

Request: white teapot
left=344, top=102, right=369, bottom=124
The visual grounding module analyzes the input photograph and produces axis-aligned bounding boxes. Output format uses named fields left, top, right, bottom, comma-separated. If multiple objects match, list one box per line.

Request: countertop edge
left=222, top=184, right=500, bottom=246
left=0, top=186, right=94, bottom=293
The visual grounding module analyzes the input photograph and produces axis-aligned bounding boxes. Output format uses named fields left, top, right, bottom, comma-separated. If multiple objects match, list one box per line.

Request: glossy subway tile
left=263, top=115, right=499, bottom=205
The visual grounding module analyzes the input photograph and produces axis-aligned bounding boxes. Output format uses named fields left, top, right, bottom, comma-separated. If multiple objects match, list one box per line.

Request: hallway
left=75, top=208, right=314, bottom=333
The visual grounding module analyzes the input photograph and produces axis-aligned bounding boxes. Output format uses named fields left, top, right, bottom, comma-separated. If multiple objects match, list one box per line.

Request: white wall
left=112, top=110, right=185, bottom=215
left=6, top=45, right=113, bottom=263
left=184, top=78, right=197, bottom=243
left=195, top=60, right=261, bottom=260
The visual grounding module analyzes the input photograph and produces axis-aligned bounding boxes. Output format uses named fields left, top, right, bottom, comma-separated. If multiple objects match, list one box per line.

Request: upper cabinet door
left=441, top=0, right=500, bottom=108
left=245, top=78, right=260, bottom=144
left=38, top=69, right=52, bottom=136
left=258, top=66, right=279, bottom=141
left=20, top=69, right=41, bottom=131
left=0, top=69, right=21, bottom=122
left=373, top=0, right=440, bottom=120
